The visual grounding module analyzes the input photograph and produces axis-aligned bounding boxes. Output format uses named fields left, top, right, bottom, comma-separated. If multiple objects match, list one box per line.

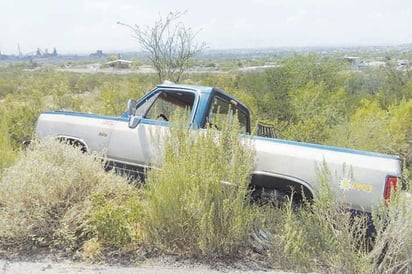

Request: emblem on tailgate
left=99, top=132, right=108, bottom=137
left=339, top=178, right=373, bottom=192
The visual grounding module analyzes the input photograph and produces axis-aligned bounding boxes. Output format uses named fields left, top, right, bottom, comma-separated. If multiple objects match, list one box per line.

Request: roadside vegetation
left=143, top=116, right=257, bottom=257
left=0, top=50, right=411, bottom=273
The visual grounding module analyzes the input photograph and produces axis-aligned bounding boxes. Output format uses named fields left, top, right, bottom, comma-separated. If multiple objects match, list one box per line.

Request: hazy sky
left=1, top=0, right=412, bottom=55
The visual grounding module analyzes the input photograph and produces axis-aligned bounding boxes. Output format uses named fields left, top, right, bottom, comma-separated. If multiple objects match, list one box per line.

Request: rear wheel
left=251, top=187, right=302, bottom=209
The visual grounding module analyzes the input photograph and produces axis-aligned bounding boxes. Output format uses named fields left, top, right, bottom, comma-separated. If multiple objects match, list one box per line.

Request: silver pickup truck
left=35, top=82, right=402, bottom=213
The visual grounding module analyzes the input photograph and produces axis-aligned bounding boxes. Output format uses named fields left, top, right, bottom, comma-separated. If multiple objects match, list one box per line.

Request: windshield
left=135, top=90, right=195, bottom=123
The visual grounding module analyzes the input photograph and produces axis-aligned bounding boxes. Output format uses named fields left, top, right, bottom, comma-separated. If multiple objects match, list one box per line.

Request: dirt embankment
left=0, top=257, right=290, bottom=274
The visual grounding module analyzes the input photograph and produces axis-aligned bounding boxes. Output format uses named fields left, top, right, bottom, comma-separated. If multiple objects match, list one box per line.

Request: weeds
left=367, top=180, right=412, bottom=273
left=0, top=118, right=411, bottom=273
left=260, top=164, right=370, bottom=273
left=0, top=110, right=17, bottom=172
left=143, top=115, right=258, bottom=257
left=0, top=138, right=142, bottom=257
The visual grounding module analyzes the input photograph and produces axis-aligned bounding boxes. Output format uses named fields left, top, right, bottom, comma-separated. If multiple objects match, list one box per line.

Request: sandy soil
left=0, top=249, right=294, bottom=274
left=0, top=256, right=291, bottom=274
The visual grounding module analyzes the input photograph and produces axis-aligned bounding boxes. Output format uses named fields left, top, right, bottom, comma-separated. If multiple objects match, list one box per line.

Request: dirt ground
left=0, top=256, right=293, bottom=274
left=0, top=249, right=296, bottom=274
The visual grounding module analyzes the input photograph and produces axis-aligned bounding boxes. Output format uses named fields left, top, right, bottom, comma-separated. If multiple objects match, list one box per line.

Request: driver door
left=106, top=89, right=196, bottom=172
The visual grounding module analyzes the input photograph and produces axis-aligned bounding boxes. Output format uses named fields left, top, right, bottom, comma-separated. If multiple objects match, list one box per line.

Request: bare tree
left=118, top=11, right=206, bottom=82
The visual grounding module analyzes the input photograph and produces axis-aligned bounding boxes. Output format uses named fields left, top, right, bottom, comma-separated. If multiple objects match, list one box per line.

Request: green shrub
left=263, top=164, right=369, bottom=273
left=285, top=81, right=349, bottom=143
left=142, top=116, right=258, bottom=257
left=0, top=57, right=410, bottom=268
left=260, top=167, right=412, bottom=273
left=0, top=112, right=17, bottom=172
left=87, top=191, right=144, bottom=248
left=328, top=98, right=411, bottom=166
left=0, top=139, right=141, bottom=254
left=366, top=169, right=412, bottom=273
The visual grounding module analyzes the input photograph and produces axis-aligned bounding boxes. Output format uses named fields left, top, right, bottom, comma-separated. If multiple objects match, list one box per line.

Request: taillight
left=384, top=176, right=398, bottom=202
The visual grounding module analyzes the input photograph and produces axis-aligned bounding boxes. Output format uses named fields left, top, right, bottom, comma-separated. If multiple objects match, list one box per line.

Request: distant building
left=342, top=56, right=361, bottom=67
left=397, top=59, right=410, bottom=69
left=90, top=50, right=105, bottom=58
left=365, top=61, right=386, bottom=68
left=0, top=52, right=9, bottom=60
left=33, top=47, right=58, bottom=58
left=338, top=56, right=361, bottom=68
left=105, top=59, right=132, bottom=69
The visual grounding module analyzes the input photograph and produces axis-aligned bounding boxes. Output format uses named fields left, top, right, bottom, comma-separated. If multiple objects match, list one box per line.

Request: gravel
left=0, top=258, right=295, bottom=274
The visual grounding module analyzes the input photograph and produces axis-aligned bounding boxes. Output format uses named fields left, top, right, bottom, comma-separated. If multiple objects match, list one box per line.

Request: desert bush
left=0, top=138, right=141, bottom=254
left=0, top=56, right=410, bottom=268
left=262, top=164, right=370, bottom=273
left=87, top=190, right=144, bottom=248
left=2, top=98, right=43, bottom=148
left=142, top=115, right=258, bottom=257
left=284, top=81, right=349, bottom=143
left=328, top=98, right=412, bottom=166
left=367, top=181, right=412, bottom=273
left=0, top=110, right=17, bottom=172
left=54, top=180, right=144, bottom=261
left=261, top=167, right=412, bottom=273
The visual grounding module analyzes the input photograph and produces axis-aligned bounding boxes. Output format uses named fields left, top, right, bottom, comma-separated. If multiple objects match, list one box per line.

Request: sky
left=1, top=0, right=412, bottom=55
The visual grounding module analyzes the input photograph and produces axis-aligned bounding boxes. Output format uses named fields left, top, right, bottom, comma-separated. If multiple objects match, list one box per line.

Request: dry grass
left=0, top=138, right=141, bottom=256
left=0, top=133, right=411, bottom=274
left=143, top=118, right=258, bottom=257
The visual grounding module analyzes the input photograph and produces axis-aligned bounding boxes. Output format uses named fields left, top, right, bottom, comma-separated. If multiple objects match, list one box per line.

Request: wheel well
left=57, top=137, right=88, bottom=153
left=250, top=172, right=313, bottom=204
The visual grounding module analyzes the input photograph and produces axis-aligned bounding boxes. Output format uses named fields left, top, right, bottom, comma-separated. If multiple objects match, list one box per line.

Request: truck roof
left=156, top=82, right=214, bottom=94
left=155, top=82, right=249, bottom=111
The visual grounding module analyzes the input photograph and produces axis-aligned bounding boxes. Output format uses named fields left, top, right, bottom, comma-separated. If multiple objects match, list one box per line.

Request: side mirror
left=127, top=99, right=137, bottom=116
left=128, top=116, right=141, bottom=128
left=127, top=99, right=140, bottom=128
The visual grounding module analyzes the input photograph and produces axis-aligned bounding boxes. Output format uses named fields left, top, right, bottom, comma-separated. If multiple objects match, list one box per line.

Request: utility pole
left=18, top=43, right=22, bottom=57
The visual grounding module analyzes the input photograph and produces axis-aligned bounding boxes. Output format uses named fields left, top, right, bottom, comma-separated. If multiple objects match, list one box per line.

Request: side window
left=207, top=96, right=248, bottom=133
left=135, top=93, right=159, bottom=117
left=136, top=90, right=195, bottom=122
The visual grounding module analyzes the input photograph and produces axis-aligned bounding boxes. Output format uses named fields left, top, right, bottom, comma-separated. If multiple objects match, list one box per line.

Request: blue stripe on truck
left=42, top=111, right=129, bottom=122
left=253, top=135, right=400, bottom=160
left=43, top=111, right=400, bottom=161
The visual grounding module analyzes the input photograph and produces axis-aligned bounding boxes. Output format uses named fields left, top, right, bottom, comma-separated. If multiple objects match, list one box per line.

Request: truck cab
left=104, top=83, right=251, bottom=179
left=126, top=83, right=251, bottom=133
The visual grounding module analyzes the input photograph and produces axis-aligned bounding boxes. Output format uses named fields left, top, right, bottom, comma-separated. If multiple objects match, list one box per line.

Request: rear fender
left=251, top=170, right=314, bottom=202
